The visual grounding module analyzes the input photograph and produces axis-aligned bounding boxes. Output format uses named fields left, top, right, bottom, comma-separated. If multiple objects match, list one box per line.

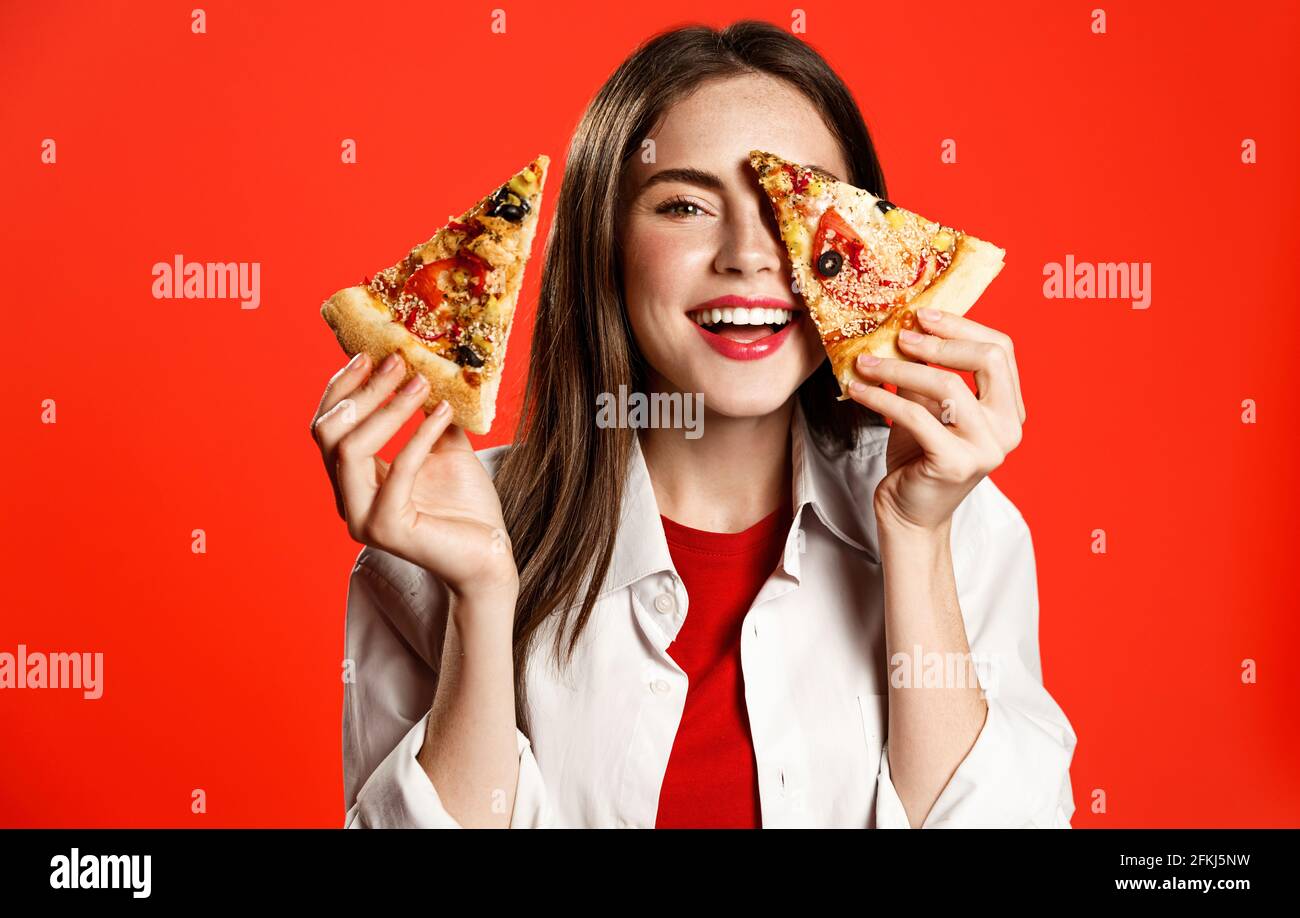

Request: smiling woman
left=502, top=22, right=894, bottom=736
left=315, top=19, right=1077, bottom=830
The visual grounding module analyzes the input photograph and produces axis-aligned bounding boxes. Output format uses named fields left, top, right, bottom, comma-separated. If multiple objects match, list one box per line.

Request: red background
left=2, top=0, right=1297, bottom=827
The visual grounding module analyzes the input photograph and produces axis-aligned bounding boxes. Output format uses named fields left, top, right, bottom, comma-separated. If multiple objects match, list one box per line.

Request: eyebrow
left=639, top=163, right=842, bottom=195
left=640, top=167, right=725, bottom=194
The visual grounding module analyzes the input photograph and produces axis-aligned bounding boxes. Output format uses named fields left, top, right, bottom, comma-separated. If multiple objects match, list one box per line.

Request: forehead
left=626, top=73, right=849, bottom=186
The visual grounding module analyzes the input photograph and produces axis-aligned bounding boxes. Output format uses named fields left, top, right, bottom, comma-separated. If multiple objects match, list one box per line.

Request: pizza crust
left=822, top=234, right=1006, bottom=396
left=320, top=286, right=498, bottom=434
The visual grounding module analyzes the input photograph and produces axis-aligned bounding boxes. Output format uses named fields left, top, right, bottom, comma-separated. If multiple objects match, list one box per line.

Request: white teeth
left=690, top=306, right=795, bottom=327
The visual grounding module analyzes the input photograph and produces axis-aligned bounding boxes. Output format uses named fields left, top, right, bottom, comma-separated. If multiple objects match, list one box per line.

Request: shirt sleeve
left=341, top=549, right=554, bottom=828
left=873, top=477, right=1078, bottom=829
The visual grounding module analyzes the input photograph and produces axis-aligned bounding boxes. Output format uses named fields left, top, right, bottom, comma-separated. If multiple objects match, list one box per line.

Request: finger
left=847, top=380, right=959, bottom=456
left=914, top=309, right=1025, bottom=423
left=316, top=353, right=409, bottom=519
left=312, top=353, right=375, bottom=522
left=312, top=351, right=371, bottom=431
left=336, top=373, right=429, bottom=526
left=430, top=419, right=475, bottom=457
left=855, top=354, right=979, bottom=421
left=336, top=360, right=428, bottom=461
left=895, top=328, right=1017, bottom=414
left=314, top=351, right=410, bottom=453
left=372, top=400, right=454, bottom=523
left=897, top=385, right=945, bottom=423
left=365, top=456, right=393, bottom=494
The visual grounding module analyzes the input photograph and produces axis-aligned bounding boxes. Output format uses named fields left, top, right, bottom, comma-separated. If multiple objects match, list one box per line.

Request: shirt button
left=653, top=593, right=675, bottom=614
left=651, top=679, right=671, bottom=695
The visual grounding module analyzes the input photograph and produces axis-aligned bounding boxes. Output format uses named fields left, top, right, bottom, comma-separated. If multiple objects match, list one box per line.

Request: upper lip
left=690, top=295, right=800, bottom=312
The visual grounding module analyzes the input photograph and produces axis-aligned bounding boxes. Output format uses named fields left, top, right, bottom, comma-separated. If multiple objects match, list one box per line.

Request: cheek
left=621, top=224, right=713, bottom=322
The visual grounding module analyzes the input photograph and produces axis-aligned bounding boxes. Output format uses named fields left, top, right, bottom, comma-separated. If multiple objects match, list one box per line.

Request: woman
left=311, top=20, right=1077, bottom=829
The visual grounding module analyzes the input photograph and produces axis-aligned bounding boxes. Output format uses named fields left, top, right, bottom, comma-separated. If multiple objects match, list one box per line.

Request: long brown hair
left=496, top=20, right=888, bottom=736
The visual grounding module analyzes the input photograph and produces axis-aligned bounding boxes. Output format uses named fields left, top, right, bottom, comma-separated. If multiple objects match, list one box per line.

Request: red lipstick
left=693, top=320, right=797, bottom=360
left=688, top=295, right=802, bottom=362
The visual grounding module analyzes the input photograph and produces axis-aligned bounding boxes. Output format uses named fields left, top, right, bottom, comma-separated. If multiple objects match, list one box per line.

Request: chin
left=695, top=375, right=803, bottom=420
left=634, top=317, right=823, bottom=420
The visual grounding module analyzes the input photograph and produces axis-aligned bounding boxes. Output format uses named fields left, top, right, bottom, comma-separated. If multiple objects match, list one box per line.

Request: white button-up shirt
left=341, top=402, right=1077, bottom=828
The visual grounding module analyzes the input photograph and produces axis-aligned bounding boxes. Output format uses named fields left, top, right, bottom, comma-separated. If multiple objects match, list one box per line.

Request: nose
left=713, top=197, right=784, bottom=277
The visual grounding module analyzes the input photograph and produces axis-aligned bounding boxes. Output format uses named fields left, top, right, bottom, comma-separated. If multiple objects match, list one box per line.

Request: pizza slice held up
left=320, top=154, right=549, bottom=434
left=748, top=149, right=1005, bottom=398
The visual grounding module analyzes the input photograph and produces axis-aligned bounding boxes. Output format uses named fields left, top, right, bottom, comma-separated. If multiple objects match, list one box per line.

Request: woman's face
left=618, top=73, right=851, bottom=420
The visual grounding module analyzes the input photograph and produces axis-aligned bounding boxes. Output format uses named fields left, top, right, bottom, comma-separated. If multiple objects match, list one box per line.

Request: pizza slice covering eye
left=748, top=149, right=1005, bottom=398
left=320, top=154, right=549, bottom=434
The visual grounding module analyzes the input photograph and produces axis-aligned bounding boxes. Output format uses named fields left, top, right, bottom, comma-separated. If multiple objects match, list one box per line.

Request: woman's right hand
left=310, top=350, right=519, bottom=602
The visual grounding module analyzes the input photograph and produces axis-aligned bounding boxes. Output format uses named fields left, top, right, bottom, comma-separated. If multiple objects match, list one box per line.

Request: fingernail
left=858, top=353, right=881, bottom=367
left=400, top=374, right=427, bottom=395
left=918, top=308, right=943, bottom=322
left=347, top=351, right=367, bottom=370
left=379, top=353, right=401, bottom=373
left=849, top=381, right=867, bottom=393
left=433, top=399, right=451, bottom=418
left=899, top=329, right=923, bottom=344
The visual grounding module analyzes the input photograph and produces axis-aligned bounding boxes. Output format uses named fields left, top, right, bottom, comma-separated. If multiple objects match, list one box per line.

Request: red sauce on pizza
left=446, top=220, right=485, bottom=239
left=783, top=163, right=809, bottom=195
left=811, top=207, right=938, bottom=317
left=398, top=254, right=490, bottom=346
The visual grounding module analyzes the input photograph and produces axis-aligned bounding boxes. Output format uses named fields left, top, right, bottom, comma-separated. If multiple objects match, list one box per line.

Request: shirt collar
left=595, top=399, right=885, bottom=598
left=791, top=398, right=887, bottom=566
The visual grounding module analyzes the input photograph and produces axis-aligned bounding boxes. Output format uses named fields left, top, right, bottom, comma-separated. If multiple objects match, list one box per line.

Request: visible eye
left=655, top=196, right=709, bottom=219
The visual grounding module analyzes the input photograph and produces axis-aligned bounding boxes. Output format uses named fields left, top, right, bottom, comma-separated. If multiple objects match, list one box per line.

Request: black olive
left=816, top=250, right=843, bottom=277
left=486, top=185, right=529, bottom=221
left=500, top=189, right=529, bottom=214
left=456, top=345, right=484, bottom=368
left=875, top=199, right=896, bottom=214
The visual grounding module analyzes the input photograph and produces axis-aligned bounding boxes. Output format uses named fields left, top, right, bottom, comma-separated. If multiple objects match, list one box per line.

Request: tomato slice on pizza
left=320, top=155, right=549, bottom=434
left=748, top=149, right=1005, bottom=398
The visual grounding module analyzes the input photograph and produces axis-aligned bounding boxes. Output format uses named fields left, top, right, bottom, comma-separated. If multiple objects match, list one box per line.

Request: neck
left=639, top=388, right=794, bottom=533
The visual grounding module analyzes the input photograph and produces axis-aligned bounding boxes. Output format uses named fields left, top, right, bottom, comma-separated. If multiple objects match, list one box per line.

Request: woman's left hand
left=848, top=307, right=1027, bottom=534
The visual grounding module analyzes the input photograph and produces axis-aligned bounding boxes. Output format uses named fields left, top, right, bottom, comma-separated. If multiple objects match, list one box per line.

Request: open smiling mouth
left=686, top=306, right=799, bottom=361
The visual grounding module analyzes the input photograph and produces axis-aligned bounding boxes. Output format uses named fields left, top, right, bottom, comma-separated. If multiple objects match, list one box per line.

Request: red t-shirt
left=654, top=497, right=793, bottom=829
